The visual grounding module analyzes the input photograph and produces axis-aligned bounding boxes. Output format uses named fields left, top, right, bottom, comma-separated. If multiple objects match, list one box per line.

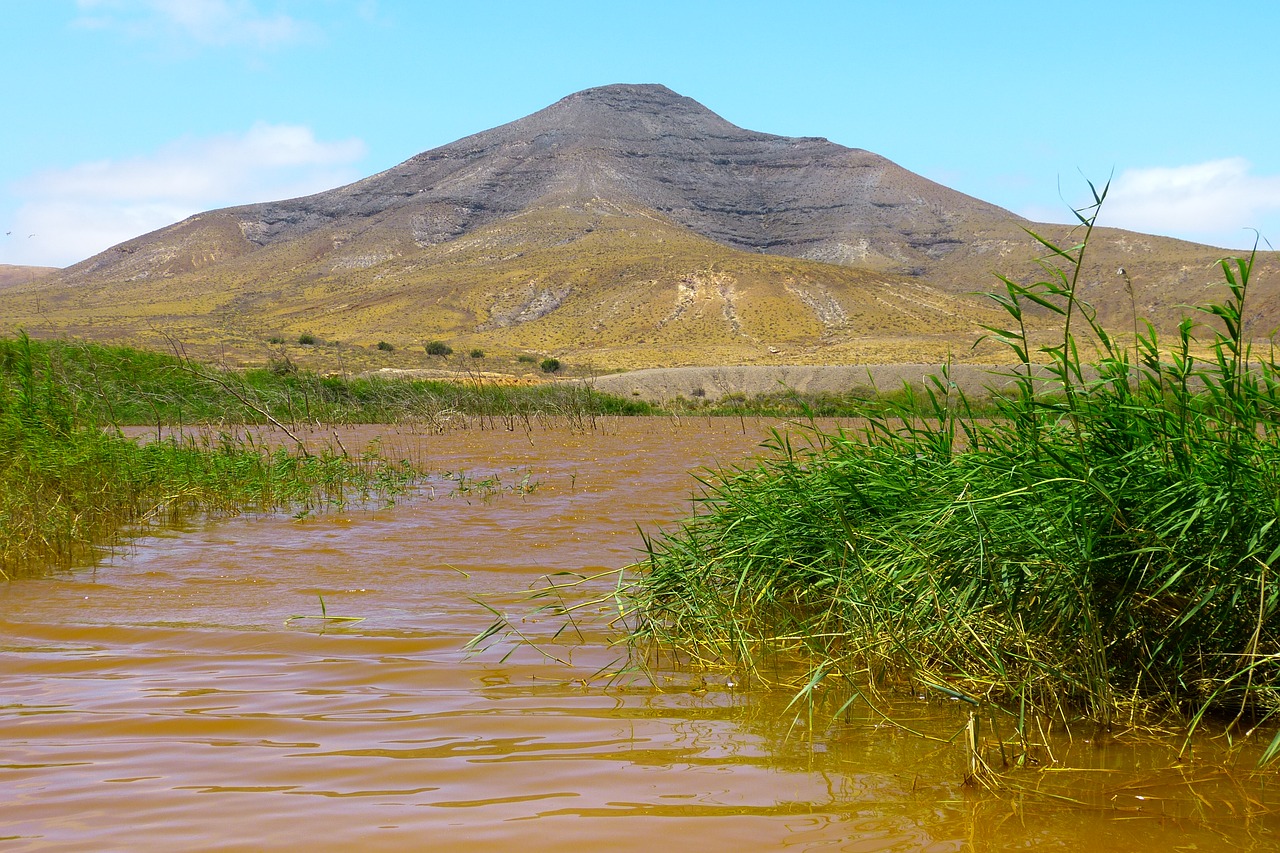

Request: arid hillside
left=6, top=84, right=1274, bottom=372
left=0, top=265, right=58, bottom=291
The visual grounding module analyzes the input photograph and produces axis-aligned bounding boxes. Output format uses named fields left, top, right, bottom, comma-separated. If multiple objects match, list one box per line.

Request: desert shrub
left=267, top=357, right=298, bottom=377
left=426, top=341, right=452, bottom=356
left=540, top=358, right=561, bottom=374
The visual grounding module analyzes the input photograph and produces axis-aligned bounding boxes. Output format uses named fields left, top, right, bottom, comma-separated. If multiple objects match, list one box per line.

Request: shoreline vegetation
left=468, top=187, right=1280, bottom=779
left=0, top=327, right=940, bottom=577
left=2, top=340, right=658, bottom=429
left=0, top=334, right=425, bottom=577
left=0, top=332, right=667, bottom=576
left=627, top=187, right=1280, bottom=770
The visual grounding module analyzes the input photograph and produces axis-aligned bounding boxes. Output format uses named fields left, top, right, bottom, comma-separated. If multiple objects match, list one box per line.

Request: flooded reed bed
left=1, top=418, right=1278, bottom=851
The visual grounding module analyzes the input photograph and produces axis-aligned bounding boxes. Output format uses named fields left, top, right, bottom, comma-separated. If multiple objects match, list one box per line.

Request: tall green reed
left=631, top=185, right=1280, bottom=744
left=0, top=333, right=417, bottom=577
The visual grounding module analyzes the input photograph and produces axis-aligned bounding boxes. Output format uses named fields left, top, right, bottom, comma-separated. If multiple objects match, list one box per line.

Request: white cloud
left=74, top=0, right=311, bottom=48
left=3, top=124, right=366, bottom=267
left=1104, top=158, right=1280, bottom=246
left=1024, top=158, right=1280, bottom=250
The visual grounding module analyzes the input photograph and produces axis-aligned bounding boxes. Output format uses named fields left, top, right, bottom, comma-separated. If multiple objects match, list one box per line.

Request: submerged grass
left=0, top=333, right=418, bottom=577
left=630, top=186, right=1280, bottom=757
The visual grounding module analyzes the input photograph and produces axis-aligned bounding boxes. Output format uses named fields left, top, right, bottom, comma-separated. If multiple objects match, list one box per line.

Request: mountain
left=7, top=84, right=1275, bottom=371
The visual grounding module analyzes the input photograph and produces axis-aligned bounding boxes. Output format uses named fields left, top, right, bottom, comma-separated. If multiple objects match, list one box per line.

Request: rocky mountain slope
left=8, top=85, right=1275, bottom=370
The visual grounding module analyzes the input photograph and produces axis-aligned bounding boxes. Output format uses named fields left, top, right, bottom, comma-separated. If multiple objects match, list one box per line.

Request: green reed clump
left=0, top=333, right=417, bottom=576
left=634, top=186, right=1280, bottom=732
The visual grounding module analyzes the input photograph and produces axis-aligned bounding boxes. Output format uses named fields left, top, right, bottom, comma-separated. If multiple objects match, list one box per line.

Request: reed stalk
left=630, top=187, right=1280, bottom=752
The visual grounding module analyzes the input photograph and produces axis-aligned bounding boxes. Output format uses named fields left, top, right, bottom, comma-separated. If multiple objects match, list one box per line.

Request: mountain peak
left=479, top=82, right=751, bottom=147
left=555, top=82, right=684, bottom=104
left=548, top=83, right=710, bottom=119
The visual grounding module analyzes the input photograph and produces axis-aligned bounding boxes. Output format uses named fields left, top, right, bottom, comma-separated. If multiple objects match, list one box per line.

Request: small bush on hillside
left=425, top=341, right=452, bottom=356
left=376, top=341, right=394, bottom=352
left=470, top=349, right=485, bottom=359
left=517, top=354, right=536, bottom=364
left=540, top=358, right=561, bottom=374
left=267, top=357, right=298, bottom=377
left=298, top=333, right=317, bottom=346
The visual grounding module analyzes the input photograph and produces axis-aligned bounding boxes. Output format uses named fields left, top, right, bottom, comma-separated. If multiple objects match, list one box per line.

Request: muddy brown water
left=3, top=418, right=1278, bottom=851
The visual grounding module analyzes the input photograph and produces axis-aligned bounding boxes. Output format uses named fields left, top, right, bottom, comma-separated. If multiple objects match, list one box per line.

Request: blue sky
left=2, top=0, right=1278, bottom=268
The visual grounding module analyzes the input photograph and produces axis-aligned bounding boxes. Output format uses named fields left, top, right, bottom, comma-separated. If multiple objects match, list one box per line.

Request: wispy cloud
left=5, top=124, right=366, bottom=266
left=1101, top=159, right=1280, bottom=248
left=73, top=0, right=312, bottom=48
left=1024, top=158, right=1280, bottom=250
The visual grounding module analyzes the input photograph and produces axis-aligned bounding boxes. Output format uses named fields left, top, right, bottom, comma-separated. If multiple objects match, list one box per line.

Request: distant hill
left=1, top=264, right=58, bottom=291
left=6, top=84, right=1274, bottom=371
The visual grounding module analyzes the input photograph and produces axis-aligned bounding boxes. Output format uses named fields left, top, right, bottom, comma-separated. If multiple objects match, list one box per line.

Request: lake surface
left=2, top=418, right=1277, bottom=851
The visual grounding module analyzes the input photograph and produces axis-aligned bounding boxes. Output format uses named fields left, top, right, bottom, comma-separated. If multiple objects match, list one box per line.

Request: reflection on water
left=1, top=418, right=1277, bottom=851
